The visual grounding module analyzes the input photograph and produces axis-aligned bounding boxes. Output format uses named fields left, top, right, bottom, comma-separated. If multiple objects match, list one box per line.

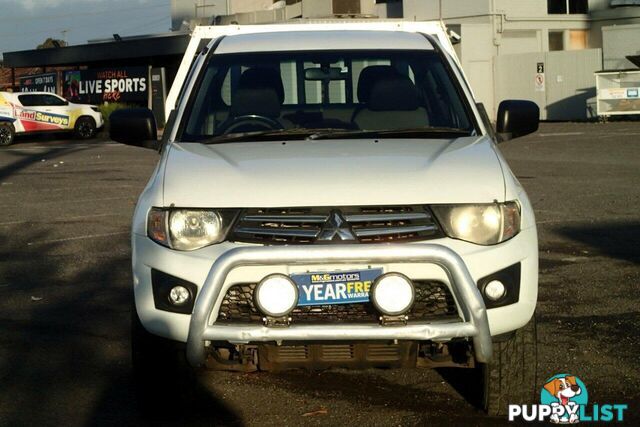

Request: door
left=16, top=94, right=72, bottom=131
left=39, top=94, right=73, bottom=130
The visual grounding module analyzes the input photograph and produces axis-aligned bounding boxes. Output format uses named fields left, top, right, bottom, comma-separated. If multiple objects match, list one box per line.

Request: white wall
left=494, top=0, right=547, bottom=18
left=494, top=48, right=602, bottom=120
left=499, top=30, right=543, bottom=55
left=457, top=24, right=496, bottom=118
left=602, top=24, right=640, bottom=69
left=230, top=0, right=275, bottom=14
left=403, top=0, right=491, bottom=21
left=300, top=0, right=333, bottom=18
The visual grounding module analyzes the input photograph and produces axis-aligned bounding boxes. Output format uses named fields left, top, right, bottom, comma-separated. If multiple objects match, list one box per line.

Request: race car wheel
left=131, top=303, right=197, bottom=411
left=0, top=123, right=15, bottom=146
left=479, top=315, right=538, bottom=416
left=74, top=117, right=96, bottom=139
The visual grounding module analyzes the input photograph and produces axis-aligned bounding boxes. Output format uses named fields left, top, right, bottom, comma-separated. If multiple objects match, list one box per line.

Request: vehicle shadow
left=554, top=221, right=640, bottom=264
left=0, top=226, right=242, bottom=426
left=0, top=143, right=92, bottom=181
left=545, top=87, right=596, bottom=121
left=88, top=370, right=242, bottom=427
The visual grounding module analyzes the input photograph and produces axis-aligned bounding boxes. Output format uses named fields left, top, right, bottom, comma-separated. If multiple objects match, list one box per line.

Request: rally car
left=0, top=91, right=103, bottom=146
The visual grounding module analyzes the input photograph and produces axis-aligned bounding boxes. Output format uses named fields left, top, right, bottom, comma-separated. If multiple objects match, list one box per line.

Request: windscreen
left=181, top=50, right=475, bottom=142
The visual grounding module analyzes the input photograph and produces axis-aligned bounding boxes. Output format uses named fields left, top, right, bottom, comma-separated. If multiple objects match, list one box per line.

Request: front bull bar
left=186, top=244, right=492, bottom=367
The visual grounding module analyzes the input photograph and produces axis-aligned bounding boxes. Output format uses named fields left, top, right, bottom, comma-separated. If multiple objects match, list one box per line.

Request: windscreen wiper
left=195, top=128, right=352, bottom=145
left=307, top=127, right=473, bottom=140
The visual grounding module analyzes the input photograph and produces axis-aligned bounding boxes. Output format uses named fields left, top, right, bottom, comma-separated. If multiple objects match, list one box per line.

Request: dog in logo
left=543, top=376, right=583, bottom=423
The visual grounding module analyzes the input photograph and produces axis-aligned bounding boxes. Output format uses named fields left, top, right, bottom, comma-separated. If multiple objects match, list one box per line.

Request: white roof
left=215, top=30, right=433, bottom=54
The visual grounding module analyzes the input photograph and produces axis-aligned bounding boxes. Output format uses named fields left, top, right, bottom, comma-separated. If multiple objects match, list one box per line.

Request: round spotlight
left=371, top=273, right=415, bottom=316
left=168, top=285, right=191, bottom=306
left=484, top=280, right=506, bottom=301
left=255, top=274, right=299, bottom=317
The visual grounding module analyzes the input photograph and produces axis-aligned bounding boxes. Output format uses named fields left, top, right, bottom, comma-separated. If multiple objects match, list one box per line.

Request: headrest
left=238, top=67, right=285, bottom=104
left=368, top=76, right=421, bottom=112
left=230, top=87, right=281, bottom=118
left=357, top=65, right=400, bottom=103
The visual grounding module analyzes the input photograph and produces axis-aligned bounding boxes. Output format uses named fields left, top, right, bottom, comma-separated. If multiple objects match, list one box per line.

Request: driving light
left=483, top=280, right=506, bottom=301
left=432, top=202, right=521, bottom=245
left=168, top=285, right=191, bottom=305
left=371, top=273, right=415, bottom=316
left=255, top=274, right=299, bottom=317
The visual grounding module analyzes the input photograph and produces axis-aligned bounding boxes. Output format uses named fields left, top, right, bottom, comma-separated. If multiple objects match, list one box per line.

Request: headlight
left=147, top=208, right=235, bottom=250
left=432, top=202, right=521, bottom=245
left=90, top=106, right=100, bottom=113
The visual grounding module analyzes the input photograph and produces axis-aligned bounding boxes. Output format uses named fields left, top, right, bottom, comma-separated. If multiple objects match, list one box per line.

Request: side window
left=220, top=68, right=232, bottom=106
left=304, top=62, right=322, bottom=105
left=414, top=60, right=470, bottom=130
left=18, top=95, right=42, bottom=107
left=280, top=60, right=298, bottom=105
left=328, top=60, right=347, bottom=105
left=42, top=95, right=67, bottom=106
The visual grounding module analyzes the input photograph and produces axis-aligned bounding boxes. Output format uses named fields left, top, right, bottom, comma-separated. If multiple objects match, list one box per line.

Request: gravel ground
left=0, top=123, right=638, bottom=426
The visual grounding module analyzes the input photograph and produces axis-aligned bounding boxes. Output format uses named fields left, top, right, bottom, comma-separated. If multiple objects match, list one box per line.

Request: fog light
left=484, top=280, right=506, bottom=301
left=255, top=274, right=298, bottom=317
left=371, top=273, right=415, bottom=316
left=168, top=285, right=191, bottom=306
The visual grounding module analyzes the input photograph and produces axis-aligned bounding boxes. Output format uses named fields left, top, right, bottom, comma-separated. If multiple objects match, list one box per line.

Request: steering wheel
left=218, top=115, right=284, bottom=135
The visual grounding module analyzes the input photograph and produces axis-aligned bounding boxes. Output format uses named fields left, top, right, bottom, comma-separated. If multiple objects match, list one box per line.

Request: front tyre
left=0, top=123, right=15, bottom=146
left=480, top=315, right=538, bottom=416
left=74, top=117, right=96, bottom=139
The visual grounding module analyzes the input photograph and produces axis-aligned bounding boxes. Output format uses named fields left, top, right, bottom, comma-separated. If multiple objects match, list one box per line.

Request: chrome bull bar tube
left=187, top=244, right=492, bottom=367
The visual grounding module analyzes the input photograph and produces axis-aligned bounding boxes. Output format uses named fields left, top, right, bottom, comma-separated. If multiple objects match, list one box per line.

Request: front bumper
left=185, top=244, right=492, bottom=367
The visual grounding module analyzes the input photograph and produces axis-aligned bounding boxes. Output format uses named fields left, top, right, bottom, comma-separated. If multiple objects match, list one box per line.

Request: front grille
left=217, top=280, right=457, bottom=324
left=230, top=205, right=442, bottom=244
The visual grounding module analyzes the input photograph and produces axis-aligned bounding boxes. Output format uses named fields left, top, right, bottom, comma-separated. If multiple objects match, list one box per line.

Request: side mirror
left=496, top=100, right=539, bottom=141
left=109, top=108, right=158, bottom=149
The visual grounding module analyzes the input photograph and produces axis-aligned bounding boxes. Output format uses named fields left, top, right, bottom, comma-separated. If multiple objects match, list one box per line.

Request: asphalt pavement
left=0, top=123, right=638, bottom=426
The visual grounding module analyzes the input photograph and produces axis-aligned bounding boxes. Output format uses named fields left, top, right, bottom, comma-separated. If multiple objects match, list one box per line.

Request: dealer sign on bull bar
left=292, top=268, right=383, bottom=306
left=63, top=67, right=148, bottom=104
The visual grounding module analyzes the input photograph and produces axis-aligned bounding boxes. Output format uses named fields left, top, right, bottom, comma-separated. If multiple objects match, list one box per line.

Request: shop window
left=549, top=31, right=564, bottom=51
left=569, top=0, right=589, bottom=13
left=569, top=30, right=588, bottom=50
left=548, top=0, right=588, bottom=14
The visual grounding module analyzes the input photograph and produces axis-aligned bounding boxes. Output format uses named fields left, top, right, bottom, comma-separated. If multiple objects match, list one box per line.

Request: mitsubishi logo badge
left=317, top=210, right=356, bottom=241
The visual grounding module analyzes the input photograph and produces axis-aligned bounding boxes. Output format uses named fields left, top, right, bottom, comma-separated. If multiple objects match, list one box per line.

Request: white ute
left=0, top=91, right=103, bottom=145
left=110, top=22, right=540, bottom=416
